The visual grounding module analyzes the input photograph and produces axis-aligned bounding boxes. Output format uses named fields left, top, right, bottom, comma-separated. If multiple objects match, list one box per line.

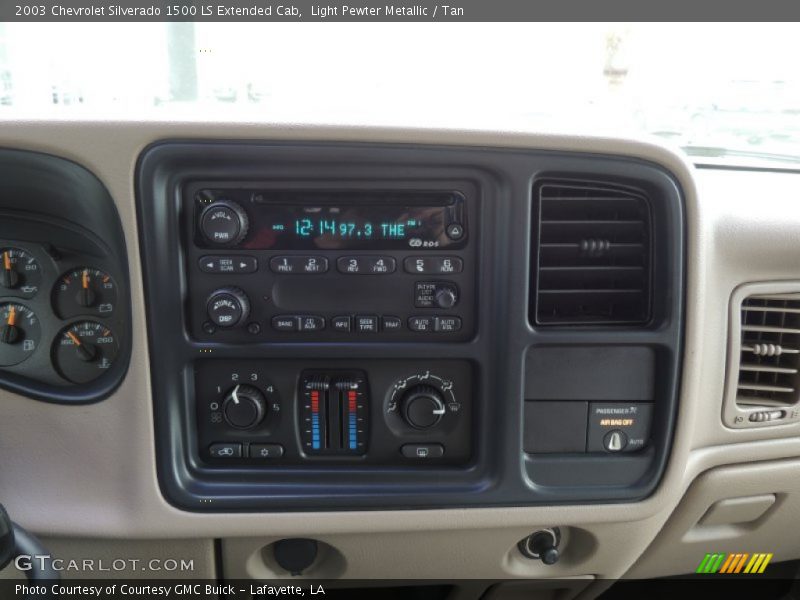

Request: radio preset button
left=404, top=256, right=463, bottom=275
left=270, top=255, right=329, bottom=274
left=337, top=256, right=396, bottom=275
left=199, top=255, right=258, bottom=274
left=298, top=316, right=325, bottom=332
left=272, top=316, right=298, bottom=332
left=408, top=316, right=435, bottom=332
left=332, top=316, right=352, bottom=332
left=355, top=315, right=379, bottom=333
left=382, top=316, right=402, bottom=331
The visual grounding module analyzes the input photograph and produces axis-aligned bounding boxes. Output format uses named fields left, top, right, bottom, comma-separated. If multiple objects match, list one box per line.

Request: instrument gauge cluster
left=0, top=242, right=125, bottom=388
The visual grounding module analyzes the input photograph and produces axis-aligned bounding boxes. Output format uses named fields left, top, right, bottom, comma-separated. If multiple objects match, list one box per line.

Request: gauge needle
left=1, top=306, right=18, bottom=344
left=68, top=330, right=97, bottom=362
left=1, top=252, right=17, bottom=289
left=82, top=269, right=90, bottom=289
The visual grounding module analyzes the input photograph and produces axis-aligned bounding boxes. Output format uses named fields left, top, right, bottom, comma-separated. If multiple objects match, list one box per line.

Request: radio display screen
left=196, top=190, right=466, bottom=250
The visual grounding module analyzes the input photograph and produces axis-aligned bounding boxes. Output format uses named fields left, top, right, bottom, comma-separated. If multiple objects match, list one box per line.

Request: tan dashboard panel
left=628, top=459, right=800, bottom=578
left=0, top=118, right=797, bottom=581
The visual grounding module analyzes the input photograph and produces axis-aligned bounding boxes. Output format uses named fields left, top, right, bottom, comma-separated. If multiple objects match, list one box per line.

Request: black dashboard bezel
left=0, top=148, right=132, bottom=404
left=136, top=140, right=684, bottom=512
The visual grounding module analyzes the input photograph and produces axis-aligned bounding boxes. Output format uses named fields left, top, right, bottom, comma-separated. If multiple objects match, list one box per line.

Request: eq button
left=408, top=316, right=435, bottom=332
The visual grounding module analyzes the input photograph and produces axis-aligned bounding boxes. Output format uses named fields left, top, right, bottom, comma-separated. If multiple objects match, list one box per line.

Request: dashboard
left=1, top=121, right=799, bottom=590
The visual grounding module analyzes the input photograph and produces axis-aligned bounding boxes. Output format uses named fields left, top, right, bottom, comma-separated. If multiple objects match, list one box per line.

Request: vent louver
left=533, top=181, right=652, bottom=325
left=736, top=295, right=800, bottom=407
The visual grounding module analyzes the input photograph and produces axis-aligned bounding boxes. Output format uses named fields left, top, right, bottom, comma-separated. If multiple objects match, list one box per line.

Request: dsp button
left=404, top=256, right=463, bottom=275
left=269, top=256, right=328, bottom=274
left=199, top=255, right=257, bottom=274
left=337, top=256, right=396, bottom=274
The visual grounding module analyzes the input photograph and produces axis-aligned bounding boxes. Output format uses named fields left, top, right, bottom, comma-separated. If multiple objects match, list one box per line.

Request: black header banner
left=3, top=0, right=800, bottom=22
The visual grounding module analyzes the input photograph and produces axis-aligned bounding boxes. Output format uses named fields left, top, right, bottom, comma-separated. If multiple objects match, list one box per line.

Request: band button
left=272, top=316, right=298, bottom=331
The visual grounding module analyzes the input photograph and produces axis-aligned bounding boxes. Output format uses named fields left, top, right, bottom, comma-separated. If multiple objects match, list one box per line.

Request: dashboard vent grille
left=534, top=181, right=652, bottom=325
left=736, top=295, right=800, bottom=407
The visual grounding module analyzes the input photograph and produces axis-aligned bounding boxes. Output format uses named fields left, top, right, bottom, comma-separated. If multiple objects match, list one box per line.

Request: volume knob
left=401, top=385, right=446, bottom=430
left=199, top=199, right=249, bottom=246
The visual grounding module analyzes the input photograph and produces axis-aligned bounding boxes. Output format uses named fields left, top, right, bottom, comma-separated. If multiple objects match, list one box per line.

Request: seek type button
left=587, top=402, right=653, bottom=453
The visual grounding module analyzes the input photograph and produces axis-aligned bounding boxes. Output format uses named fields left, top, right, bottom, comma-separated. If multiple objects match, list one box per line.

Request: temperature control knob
left=199, top=199, right=249, bottom=246
left=206, top=287, right=250, bottom=328
left=222, top=384, right=267, bottom=429
left=401, top=385, right=446, bottom=430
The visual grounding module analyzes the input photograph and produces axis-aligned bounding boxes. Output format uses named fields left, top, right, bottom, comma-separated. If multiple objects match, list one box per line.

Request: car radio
left=184, top=185, right=477, bottom=342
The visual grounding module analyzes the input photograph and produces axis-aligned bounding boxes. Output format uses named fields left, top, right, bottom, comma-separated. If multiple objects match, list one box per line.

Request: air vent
left=735, top=294, right=800, bottom=408
left=533, top=181, right=652, bottom=325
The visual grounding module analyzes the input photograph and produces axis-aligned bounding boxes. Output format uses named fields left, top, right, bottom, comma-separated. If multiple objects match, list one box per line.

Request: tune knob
left=206, top=287, right=250, bottom=328
left=401, top=385, right=446, bottom=430
left=199, top=199, right=249, bottom=246
left=222, top=384, right=267, bottom=429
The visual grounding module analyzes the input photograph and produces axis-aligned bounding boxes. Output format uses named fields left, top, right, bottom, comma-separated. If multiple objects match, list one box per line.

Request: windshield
left=1, top=22, right=799, bottom=165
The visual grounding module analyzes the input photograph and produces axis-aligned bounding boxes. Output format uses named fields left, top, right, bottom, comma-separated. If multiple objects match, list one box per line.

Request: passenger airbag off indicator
left=587, top=402, right=653, bottom=453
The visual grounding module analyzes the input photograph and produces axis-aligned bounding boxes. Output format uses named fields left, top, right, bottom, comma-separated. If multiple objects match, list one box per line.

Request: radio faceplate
left=184, top=183, right=478, bottom=342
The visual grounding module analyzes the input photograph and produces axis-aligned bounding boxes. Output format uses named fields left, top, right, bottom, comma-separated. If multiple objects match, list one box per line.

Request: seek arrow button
left=199, top=255, right=258, bottom=274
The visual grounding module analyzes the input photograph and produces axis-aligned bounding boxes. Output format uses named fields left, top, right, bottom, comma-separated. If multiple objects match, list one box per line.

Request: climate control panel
left=194, top=359, right=472, bottom=466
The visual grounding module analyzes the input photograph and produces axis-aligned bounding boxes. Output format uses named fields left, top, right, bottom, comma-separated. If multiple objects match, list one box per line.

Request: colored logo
left=696, top=552, right=773, bottom=574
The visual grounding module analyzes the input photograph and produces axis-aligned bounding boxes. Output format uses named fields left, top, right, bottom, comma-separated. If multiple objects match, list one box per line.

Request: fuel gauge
left=0, top=302, right=41, bottom=366
left=53, top=268, right=117, bottom=319
left=0, top=247, right=42, bottom=298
